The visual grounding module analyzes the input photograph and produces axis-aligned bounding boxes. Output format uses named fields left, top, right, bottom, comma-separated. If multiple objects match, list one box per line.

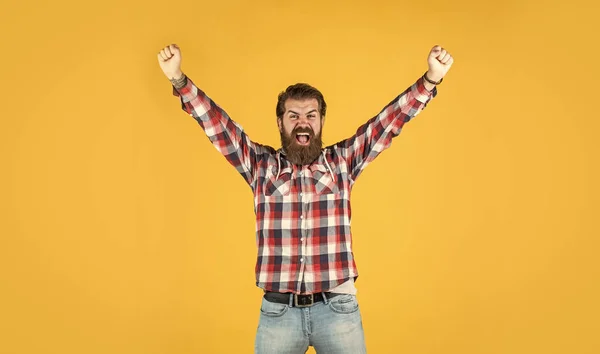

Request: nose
left=297, top=115, right=311, bottom=127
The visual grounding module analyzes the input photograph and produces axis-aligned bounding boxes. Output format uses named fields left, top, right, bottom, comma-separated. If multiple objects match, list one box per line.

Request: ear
left=277, top=118, right=283, bottom=133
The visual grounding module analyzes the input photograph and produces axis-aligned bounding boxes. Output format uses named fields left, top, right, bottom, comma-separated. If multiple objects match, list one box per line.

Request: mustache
left=292, top=126, right=314, bottom=136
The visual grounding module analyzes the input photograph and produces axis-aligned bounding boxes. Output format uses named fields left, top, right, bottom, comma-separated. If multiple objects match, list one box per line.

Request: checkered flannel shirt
left=172, top=76, right=437, bottom=294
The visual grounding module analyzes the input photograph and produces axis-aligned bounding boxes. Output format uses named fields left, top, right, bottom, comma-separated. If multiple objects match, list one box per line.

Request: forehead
left=284, top=98, right=319, bottom=114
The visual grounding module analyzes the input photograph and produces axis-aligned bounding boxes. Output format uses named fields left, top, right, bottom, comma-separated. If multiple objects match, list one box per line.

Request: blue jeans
left=255, top=293, right=367, bottom=353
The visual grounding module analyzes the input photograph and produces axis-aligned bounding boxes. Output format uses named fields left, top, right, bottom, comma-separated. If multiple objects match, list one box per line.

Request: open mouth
left=295, top=133, right=311, bottom=146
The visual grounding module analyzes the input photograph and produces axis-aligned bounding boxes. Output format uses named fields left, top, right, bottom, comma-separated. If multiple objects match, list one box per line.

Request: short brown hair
left=276, top=83, right=327, bottom=120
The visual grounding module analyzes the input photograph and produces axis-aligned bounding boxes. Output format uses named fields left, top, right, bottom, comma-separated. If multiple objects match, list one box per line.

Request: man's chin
left=289, top=143, right=314, bottom=153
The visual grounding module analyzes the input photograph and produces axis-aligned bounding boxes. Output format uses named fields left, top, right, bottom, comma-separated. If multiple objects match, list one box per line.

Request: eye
left=307, top=114, right=316, bottom=119
left=290, top=114, right=298, bottom=120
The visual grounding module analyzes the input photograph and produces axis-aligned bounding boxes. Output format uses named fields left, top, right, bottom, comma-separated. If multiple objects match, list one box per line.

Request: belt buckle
left=294, top=294, right=314, bottom=307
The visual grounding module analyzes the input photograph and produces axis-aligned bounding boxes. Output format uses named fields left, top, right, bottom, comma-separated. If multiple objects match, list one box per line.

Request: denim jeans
left=255, top=293, right=367, bottom=354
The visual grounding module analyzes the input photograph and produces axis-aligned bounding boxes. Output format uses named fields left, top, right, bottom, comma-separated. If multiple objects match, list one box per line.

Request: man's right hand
left=158, top=44, right=183, bottom=80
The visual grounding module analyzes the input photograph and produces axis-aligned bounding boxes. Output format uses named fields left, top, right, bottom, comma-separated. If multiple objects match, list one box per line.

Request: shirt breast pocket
left=264, top=166, right=293, bottom=197
left=312, top=165, right=338, bottom=195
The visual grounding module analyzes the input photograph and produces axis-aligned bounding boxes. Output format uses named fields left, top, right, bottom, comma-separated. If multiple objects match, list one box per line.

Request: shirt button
left=300, top=172, right=304, bottom=176
left=300, top=258, right=304, bottom=262
left=300, top=215, right=303, bottom=219
left=301, top=238, right=304, bottom=242
left=300, top=192, right=303, bottom=197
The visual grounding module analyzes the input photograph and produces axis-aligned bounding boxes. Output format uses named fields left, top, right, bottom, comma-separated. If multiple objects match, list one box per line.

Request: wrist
left=167, top=70, right=184, bottom=81
left=424, top=71, right=443, bottom=85
left=169, top=72, right=187, bottom=89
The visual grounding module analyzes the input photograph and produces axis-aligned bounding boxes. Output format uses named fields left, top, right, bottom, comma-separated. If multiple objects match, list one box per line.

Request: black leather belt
left=264, top=291, right=341, bottom=307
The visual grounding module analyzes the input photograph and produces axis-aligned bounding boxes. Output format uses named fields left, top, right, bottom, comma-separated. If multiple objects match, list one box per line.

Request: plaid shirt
left=173, top=76, right=437, bottom=294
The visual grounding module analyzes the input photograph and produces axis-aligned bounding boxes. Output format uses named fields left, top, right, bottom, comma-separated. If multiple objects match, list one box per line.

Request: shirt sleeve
left=335, top=76, right=437, bottom=182
left=172, top=77, right=259, bottom=186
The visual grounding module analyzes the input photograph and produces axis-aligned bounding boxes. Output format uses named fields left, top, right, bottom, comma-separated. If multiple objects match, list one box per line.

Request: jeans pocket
left=328, top=294, right=359, bottom=314
left=260, top=297, right=289, bottom=317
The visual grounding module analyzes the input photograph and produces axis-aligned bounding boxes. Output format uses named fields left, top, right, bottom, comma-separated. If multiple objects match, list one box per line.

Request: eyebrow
left=287, top=109, right=318, bottom=115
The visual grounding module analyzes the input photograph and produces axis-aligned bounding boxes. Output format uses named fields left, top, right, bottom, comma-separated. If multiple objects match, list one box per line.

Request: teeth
left=296, top=133, right=310, bottom=136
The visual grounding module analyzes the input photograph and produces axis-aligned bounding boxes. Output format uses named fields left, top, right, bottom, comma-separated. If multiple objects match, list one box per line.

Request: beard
left=280, top=126, right=323, bottom=166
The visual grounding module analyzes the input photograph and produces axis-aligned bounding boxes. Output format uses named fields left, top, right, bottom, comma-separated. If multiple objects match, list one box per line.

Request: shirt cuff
left=413, top=76, right=438, bottom=102
left=171, top=77, right=197, bottom=103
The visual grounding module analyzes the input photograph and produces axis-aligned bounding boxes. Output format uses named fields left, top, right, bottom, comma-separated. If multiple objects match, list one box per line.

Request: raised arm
left=158, top=44, right=260, bottom=186
left=337, top=45, right=454, bottom=182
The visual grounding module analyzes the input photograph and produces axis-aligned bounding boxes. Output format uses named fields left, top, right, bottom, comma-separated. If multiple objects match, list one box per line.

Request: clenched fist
left=426, top=45, right=454, bottom=83
left=158, top=44, right=183, bottom=80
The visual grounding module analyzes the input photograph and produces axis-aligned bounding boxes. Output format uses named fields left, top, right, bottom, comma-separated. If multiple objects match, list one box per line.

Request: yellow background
left=1, top=0, right=599, bottom=353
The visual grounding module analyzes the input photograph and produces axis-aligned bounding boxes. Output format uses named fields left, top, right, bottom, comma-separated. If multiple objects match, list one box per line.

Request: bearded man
left=158, top=43, right=453, bottom=354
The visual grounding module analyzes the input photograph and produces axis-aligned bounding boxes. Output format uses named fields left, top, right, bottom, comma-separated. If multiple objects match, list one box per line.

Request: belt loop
left=322, top=292, right=329, bottom=304
left=288, top=293, right=294, bottom=307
